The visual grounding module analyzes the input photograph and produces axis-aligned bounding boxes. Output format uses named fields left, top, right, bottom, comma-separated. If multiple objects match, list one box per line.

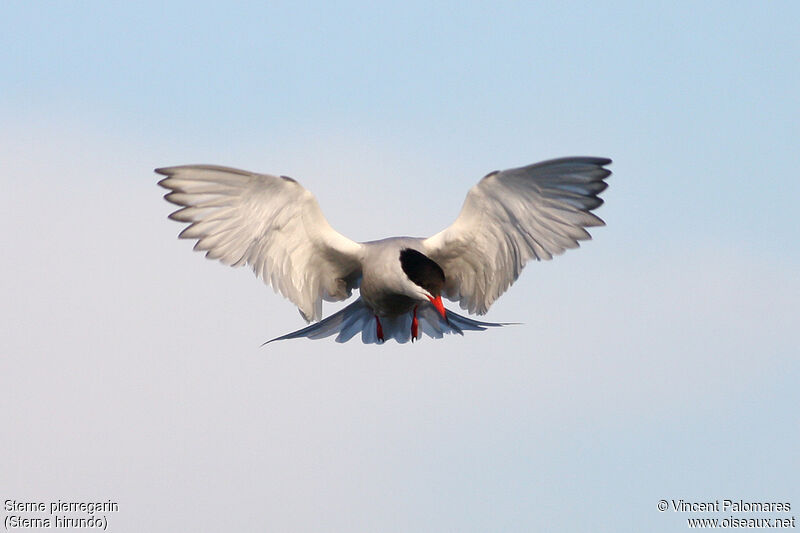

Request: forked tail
left=265, top=298, right=512, bottom=345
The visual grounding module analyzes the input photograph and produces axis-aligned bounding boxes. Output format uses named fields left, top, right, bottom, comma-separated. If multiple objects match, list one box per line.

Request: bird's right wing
left=423, top=157, right=611, bottom=315
left=157, top=165, right=363, bottom=322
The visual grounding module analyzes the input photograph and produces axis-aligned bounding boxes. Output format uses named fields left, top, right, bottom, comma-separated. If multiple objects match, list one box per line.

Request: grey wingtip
left=578, top=156, right=612, bottom=166
left=537, top=155, right=612, bottom=166
left=262, top=332, right=299, bottom=345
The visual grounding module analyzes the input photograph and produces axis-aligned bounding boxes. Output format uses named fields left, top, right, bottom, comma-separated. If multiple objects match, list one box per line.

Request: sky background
left=2, top=2, right=798, bottom=531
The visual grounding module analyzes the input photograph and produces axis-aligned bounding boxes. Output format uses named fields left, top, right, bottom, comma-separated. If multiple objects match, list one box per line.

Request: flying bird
left=157, top=156, right=610, bottom=344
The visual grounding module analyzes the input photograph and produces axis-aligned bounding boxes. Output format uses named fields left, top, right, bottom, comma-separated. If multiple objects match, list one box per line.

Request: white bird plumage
left=158, top=165, right=362, bottom=322
left=423, top=157, right=609, bottom=314
left=157, top=156, right=611, bottom=344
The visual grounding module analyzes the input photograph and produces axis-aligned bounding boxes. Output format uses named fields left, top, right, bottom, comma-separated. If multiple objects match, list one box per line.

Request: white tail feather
left=264, top=298, right=511, bottom=345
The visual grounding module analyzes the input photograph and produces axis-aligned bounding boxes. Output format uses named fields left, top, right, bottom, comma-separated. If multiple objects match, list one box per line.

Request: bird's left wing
left=423, top=157, right=611, bottom=315
left=157, top=165, right=363, bottom=322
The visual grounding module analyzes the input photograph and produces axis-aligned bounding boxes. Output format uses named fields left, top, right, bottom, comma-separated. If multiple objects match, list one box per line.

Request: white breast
left=359, top=237, right=427, bottom=316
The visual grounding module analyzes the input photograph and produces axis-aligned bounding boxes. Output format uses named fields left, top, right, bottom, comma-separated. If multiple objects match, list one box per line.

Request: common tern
left=157, top=156, right=611, bottom=344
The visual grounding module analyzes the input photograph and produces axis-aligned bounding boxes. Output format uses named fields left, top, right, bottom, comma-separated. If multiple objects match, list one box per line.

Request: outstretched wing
left=157, top=165, right=363, bottom=322
left=423, top=157, right=611, bottom=315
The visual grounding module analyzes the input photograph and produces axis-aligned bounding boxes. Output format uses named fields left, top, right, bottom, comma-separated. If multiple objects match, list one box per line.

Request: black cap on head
left=399, top=248, right=445, bottom=295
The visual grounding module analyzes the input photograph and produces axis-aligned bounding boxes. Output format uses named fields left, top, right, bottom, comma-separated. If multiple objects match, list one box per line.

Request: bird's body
left=157, top=157, right=611, bottom=344
left=359, top=238, right=430, bottom=315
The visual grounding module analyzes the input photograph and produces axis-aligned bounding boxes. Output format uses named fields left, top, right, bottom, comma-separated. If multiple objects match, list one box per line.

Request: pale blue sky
left=2, top=2, right=798, bottom=532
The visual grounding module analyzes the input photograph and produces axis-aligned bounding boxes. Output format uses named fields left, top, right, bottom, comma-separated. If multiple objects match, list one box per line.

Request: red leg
left=375, top=315, right=384, bottom=342
left=411, top=306, right=419, bottom=341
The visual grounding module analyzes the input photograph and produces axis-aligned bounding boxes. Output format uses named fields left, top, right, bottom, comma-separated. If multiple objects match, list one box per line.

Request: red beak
left=427, top=294, right=447, bottom=321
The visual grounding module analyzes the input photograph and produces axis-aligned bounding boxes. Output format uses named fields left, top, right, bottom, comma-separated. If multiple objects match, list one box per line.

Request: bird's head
left=399, top=248, right=447, bottom=319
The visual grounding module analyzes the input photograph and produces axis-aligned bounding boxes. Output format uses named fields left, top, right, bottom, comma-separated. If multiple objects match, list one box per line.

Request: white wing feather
left=423, top=157, right=611, bottom=315
left=157, top=165, right=363, bottom=322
